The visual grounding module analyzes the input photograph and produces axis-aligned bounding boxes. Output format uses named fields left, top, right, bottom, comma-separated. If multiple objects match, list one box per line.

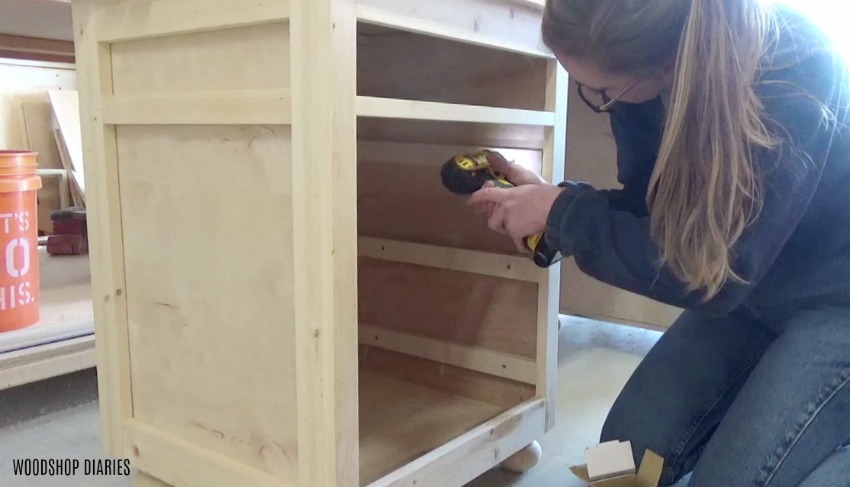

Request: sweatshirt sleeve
left=544, top=48, right=848, bottom=316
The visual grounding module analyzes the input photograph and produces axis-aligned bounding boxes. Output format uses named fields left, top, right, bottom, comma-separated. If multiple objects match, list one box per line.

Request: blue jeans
left=600, top=306, right=850, bottom=486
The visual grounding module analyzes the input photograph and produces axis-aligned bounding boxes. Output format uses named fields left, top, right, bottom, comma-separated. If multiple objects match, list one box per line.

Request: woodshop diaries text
left=12, top=458, right=131, bottom=476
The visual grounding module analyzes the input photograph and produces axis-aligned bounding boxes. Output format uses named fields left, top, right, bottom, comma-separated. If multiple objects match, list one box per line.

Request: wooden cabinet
left=70, top=1, right=566, bottom=486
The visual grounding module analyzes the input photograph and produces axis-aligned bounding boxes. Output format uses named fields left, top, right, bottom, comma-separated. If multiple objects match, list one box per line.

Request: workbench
left=69, top=1, right=567, bottom=486
left=0, top=250, right=94, bottom=391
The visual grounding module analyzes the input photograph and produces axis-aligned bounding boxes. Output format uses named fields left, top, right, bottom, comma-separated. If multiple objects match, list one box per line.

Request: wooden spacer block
left=585, top=440, right=636, bottom=481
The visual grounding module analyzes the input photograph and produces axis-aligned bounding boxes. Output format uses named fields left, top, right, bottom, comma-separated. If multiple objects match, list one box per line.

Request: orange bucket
left=0, top=151, right=42, bottom=332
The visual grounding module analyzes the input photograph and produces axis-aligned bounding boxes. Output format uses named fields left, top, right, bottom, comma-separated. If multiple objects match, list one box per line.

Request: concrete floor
left=0, top=316, right=675, bottom=487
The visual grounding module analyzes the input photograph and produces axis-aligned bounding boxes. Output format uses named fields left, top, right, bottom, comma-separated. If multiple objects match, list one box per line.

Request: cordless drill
left=440, top=150, right=560, bottom=268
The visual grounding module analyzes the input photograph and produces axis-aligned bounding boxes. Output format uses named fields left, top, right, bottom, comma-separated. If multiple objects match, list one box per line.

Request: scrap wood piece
left=47, top=89, right=85, bottom=204
left=585, top=440, right=637, bottom=481
left=19, top=97, right=67, bottom=232
left=52, top=126, right=85, bottom=208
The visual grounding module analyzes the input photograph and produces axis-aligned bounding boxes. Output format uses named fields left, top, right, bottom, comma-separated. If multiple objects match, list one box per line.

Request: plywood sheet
left=20, top=99, right=62, bottom=169
left=20, top=98, right=65, bottom=232
left=47, top=89, right=85, bottom=200
left=116, top=124, right=298, bottom=482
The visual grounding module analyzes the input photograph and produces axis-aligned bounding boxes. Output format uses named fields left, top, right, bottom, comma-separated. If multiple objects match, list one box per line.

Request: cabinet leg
left=500, top=440, right=543, bottom=473
left=133, top=471, right=171, bottom=487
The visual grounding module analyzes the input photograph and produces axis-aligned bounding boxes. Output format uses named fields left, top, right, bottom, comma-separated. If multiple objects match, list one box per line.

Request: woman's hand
left=470, top=151, right=547, bottom=218
left=467, top=183, right=566, bottom=252
left=483, top=150, right=547, bottom=187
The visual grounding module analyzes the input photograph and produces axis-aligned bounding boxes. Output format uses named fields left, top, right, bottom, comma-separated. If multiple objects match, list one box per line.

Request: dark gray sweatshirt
left=544, top=7, right=850, bottom=318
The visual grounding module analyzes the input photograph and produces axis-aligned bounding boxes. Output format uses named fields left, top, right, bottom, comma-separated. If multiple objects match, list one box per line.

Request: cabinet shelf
left=356, top=96, right=556, bottom=126
left=358, top=237, right=540, bottom=282
left=356, top=5, right=552, bottom=59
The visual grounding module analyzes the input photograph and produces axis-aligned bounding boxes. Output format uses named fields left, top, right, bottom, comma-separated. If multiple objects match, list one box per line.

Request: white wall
left=0, top=57, right=76, bottom=149
left=0, top=58, right=76, bottom=233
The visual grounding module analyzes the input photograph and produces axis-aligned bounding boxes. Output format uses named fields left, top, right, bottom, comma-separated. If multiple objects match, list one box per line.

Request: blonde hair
left=542, top=0, right=780, bottom=300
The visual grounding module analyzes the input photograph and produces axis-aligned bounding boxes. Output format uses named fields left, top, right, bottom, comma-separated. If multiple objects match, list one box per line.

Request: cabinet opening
left=357, top=23, right=550, bottom=112
left=355, top=258, right=540, bottom=484
left=353, top=15, right=549, bottom=483
left=355, top=127, right=543, bottom=485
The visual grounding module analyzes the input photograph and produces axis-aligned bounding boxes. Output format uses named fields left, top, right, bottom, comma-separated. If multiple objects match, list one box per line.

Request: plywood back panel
left=110, top=22, right=291, bottom=95
left=357, top=141, right=543, bottom=253
left=358, top=161, right=515, bottom=254
left=116, top=124, right=298, bottom=482
left=358, top=257, right=538, bottom=359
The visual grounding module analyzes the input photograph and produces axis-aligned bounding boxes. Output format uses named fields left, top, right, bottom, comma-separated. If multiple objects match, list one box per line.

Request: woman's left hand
left=466, top=183, right=566, bottom=252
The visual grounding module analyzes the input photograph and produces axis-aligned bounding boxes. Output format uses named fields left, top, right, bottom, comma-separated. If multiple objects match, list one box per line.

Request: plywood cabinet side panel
left=110, top=22, right=291, bottom=95
left=116, top=124, right=299, bottom=483
left=358, top=258, right=538, bottom=359
left=356, top=0, right=547, bottom=56
left=559, top=89, right=681, bottom=330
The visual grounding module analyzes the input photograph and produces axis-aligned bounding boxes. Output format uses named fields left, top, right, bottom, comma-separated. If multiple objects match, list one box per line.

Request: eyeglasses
left=576, top=77, right=642, bottom=113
